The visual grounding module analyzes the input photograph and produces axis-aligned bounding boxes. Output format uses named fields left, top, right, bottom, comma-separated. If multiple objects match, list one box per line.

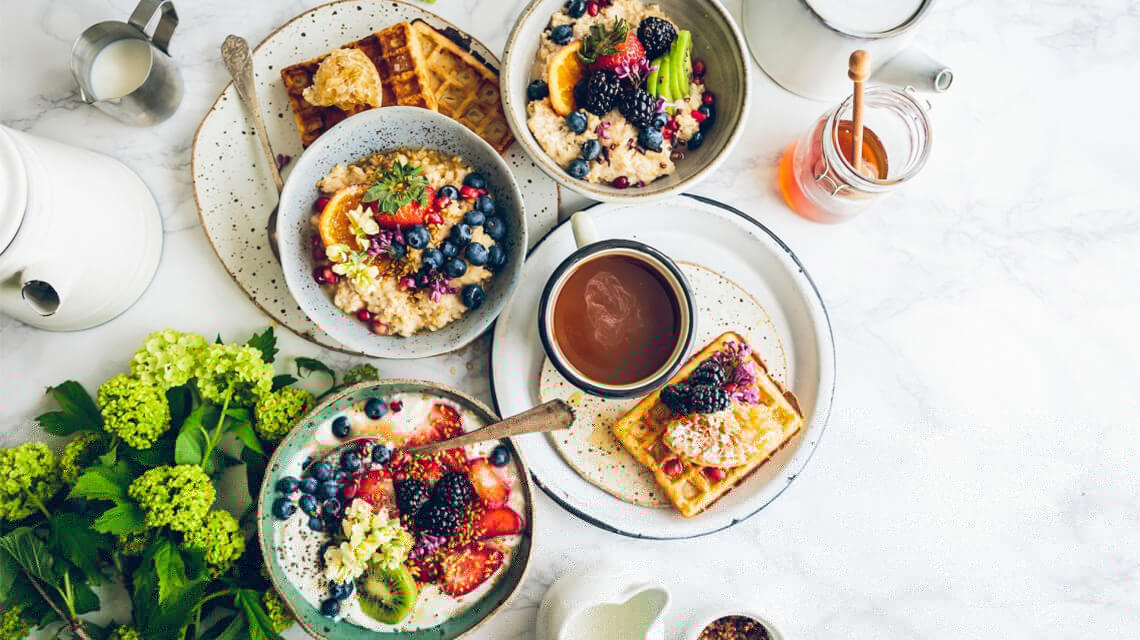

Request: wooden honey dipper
left=848, top=49, right=870, bottom=174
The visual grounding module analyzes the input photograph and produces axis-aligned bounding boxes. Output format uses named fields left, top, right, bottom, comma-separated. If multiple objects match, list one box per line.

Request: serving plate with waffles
left=192, top=0, right=560, bottom=353
left=490, top=195, right=835, bottom=538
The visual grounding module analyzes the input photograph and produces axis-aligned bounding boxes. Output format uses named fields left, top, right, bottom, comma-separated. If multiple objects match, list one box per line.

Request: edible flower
left=329, top=249, right=380, bottom=293
left=129, top=329, right=208, bottom=389
left=596, top=121, right=612, bottom=140
left=346, top=205, right=380, bottom=250
left=712, top=341, right=761, bottom=404
left=324, top=499, right=413, bottom=583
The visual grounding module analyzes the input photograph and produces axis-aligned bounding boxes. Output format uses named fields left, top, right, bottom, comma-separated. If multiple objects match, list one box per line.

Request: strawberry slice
left=406, top=402, right=463, bottom=446
left=441, top=542, right=504, bottom=597
left=372, top=186, right=435, bottom=229
left=468, top=458, right=510, bottom=508
left=476, top=507, right=523, bottom=539
left=584, top=20, right=645, bottom=73
left=354, top=470, right=396, bottom=513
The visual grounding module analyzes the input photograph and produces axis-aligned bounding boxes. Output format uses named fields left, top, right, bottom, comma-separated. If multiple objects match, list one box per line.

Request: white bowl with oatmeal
left=279, top=107, right=527, bottom=358
left=501, top=0, right=751, bottom=202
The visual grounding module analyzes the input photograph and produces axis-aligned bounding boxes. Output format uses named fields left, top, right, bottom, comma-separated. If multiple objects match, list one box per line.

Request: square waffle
left=612, top=332, right=804, bottom=518
left=375, top=21, right=437, bottom=111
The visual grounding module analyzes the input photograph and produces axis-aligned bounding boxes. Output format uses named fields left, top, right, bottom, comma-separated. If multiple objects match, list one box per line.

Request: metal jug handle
left=128, top=0, right=178, bottom=54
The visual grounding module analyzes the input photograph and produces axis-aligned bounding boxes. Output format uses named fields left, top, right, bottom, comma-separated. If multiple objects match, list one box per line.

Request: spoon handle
left=221, top=34, right=283, bottom=193
left=405, top=400, right=575, bottom=456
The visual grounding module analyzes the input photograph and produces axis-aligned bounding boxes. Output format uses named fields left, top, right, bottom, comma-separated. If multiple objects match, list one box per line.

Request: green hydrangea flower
left=0, top=442, right=62, bottom=522
left=59, top=432, right=108, bottom=485
left=196, top=344, right=274, bottom=406
left=0, top=605, right=29, bottom=640
left=128, top=465, right=215, bottom=533
left=97, top=374, right=171, bottom=450
left=254, top=387, right=313, bottom=442
left=180, top=509, right=245, bottom=577
left=130, top=329, right=208, bottom=389
left=342, top=363, right=379, bottom=386
left=263, top=588, right=294, bottom=633
left=108, top=625, right=143, bottom=640
left=117, top=530, right=152, bottom=557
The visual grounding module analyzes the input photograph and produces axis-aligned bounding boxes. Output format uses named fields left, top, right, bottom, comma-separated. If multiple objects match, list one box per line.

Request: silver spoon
left=221, top=34, right=284, bottom=261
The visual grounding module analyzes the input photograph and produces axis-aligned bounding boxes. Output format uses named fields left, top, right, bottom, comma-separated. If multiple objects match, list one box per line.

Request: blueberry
left=487, top=244, right=507, bottom=271
left=464, top=209, right=486, bottom=226
left=567, top=158, right=589, bottom=179
left=372, top=444, right=392, bottom=465
left=463, top=172, right=486, bottom=190
left=299, top=494, right=319, bottom=516
left=581, top=139, right=602, bottom=161
left=318, top=481, right=340, bottom=500
left=465, top=242, right=489, bottom=267
left=565, top=111, right=588, bottom=134
left=421, top=248, right=444, bottom=271
left=331, top=416, right=350, bottom=438
left=405, top=225, right=430, bottom=249
left=698, top=104, right=716, bottom=130
left=489, top=444, right=511, bottom=467
left=389, top=242, right=407, bottom=259
left=439, top=185, right=460, bottom=200
left=320, top=598, right=341, bottom=617
left=449, top=223, right=473, bottom=247
left=687, top=131, right=705, bottom=150
left=526, top=79, right=549, bottom=102
left=440, top=239, right=459, bottom=258
left=549, top=24, right=574, bottom=45
left=364, top=397, right=387, bottom=419
left=461, top=284, right=485, bottom=309
left=334, top=470, right=351, bottom=486
left=271, top=497, right=297, bottom=520
left=330, top=581, right=355, bottom=601
left=443, top=257, right=468, bottom=279
left=638, top=128, right=664, bottom=152
left=322, top=498, right=343, bottom=516
left=311, top=462, right=333, bottom=482
left=339, top=452, right=361, bottom=472
left=651, top=112, right=669, bottom=129
left=275, top=476, right=300, bottom=494
left=308, top=516, right=326, bottom=532
left=322, top=512, right=341, bottom=532
left=300, top=477, right=319, bottom=495
left=483, top=216, right=507, bottom=242
left=566, top=0, right=587, bottom=18
left=474, top=194, right=496, bottom=216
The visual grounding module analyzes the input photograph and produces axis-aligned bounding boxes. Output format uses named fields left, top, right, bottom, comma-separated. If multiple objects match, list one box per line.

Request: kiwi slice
left=356, top=564, right=419, bottom=625
left=671, top=30, right=692, bottom=99
left=650, top=55, right=671, bottom=100
left=646, top=61, right=661, bottom=98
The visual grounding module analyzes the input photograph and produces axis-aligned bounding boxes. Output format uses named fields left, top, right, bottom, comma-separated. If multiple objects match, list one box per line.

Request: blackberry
left=689, top=360, right=726, bottom=387
left=686, top=384, right=731, bottom=414
left=581, top=69, right=622, bottom=116
left=396, top=479, right=430, bottom=517
left=415, top=501, right=461, bottom=536
left=637, top=17, right=677, bottom=60
left=661, top=383, right=693, bottom=414
left=432, top=471, right=474, bottom=510
left=619, top=89, right=658, bottom=130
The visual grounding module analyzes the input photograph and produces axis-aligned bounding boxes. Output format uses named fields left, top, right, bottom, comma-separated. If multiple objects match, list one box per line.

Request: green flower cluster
left=262, top=588, right=294, bottom=633
left=254, top=387, right=313, bottom=442
left=108, top=625, right=143, bottom=640
left=59, top=432, right=107, bottom=485
left=130, top=329, right=208, bottom=389
left=0, top=442, right=62, bottom=522
left=180, top=509, right=245, bottom=577
left=128, top=465, right=215, bottom=533
left=117, top=531, right=152, bottom=557
left=97, top=374, right=171, bottom=449
left=196, top=344, right=273, bottom=406
left=342, top=363, right=379, bottom=386
left=0, top=605, right=28, bottom=640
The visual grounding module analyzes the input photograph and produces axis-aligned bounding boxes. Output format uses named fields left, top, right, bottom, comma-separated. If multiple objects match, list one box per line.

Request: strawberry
left=441, top=542, right=504, bottom=597
left=476, top=507, right=523, bottom=539
left=580, top=19, right=645, bottom=73
left=374, top=186, right=434, bottom=229
left=468, top=458, right=510, bottom=508
left=354, top=470, right=396, bottom=512
left=406, top=402, right=463, bottom=447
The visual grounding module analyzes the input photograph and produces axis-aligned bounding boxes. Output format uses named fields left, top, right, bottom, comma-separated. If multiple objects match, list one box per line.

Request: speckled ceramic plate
left=537, top=261, right=789, bottom=509
left=192, top=0, right=560, bottom=354
left=256, top=380, right=534, bottom=640
left=490, top=194, right=835, bottom=539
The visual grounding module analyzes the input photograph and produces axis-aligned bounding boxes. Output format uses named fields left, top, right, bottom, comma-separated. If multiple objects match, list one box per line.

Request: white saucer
left=490, top=194, right=835, bottom=539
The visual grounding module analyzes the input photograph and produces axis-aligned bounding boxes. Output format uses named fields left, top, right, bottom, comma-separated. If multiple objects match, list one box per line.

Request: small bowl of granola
left=278, top=107, right=527, bottom=358
left=684, top=610, right=784, bottom=640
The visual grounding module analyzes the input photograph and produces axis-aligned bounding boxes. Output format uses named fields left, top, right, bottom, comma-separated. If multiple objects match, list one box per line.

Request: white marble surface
left=2, top=0, right=1138, bottom=638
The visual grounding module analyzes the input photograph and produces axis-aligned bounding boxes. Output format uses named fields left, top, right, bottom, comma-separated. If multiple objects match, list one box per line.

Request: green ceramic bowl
left=256, top=380, right=534, bottom=639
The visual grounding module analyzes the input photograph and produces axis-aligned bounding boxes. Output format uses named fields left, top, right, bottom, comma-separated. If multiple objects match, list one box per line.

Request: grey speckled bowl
left=501, top=0, right=751, bottom=202
left=278, top=107, right=527, bottom=358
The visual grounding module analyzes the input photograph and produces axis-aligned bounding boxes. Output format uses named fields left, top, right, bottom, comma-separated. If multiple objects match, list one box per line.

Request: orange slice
left=547, top=40, right=585, bottom=117
left=318, top=183, right=369, bottom=248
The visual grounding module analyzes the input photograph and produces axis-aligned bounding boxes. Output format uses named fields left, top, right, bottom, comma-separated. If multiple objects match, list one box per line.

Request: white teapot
left=0, top=125, right=162, bottom=330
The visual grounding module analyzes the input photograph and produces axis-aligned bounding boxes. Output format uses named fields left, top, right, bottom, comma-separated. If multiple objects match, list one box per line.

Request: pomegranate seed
left=311, top=234, right=323, bottom=247
left=587, top=1, right=599, bottom=15
left=702, top=92, right=715, bottom=105
left=611, top=176, right=630, bottom=189
left=703, top=467, right=726, bottom=482
left=459, top=185, right=481, bottom=201
left=341, top=485, right=357, bottom=499
left=662, top=128, right=674, bottom=139
left=694, top=76, right=704, bottom=85
left=356, top=308, right=372, bottom=323
left=691, top=110, right=707, bottom=123
left=692, top=59, right=706, bottom=77
left=662, top=458, right=683, bottom=477
left=312, top=267, right=327, bottom=284
left=425, top=211, right=444, bottom=225
left=389, top=400, right=403, bottom=412
left=433, top=196, right=451, bottom=210
left=364, top=200, right=378, bottom=213
left=399, top=276, right=417, bottom=290
left=313, top=197, right=330, bottom=212
left=312, top=246, right=327, bottom=261
left=321, top=266, right=338, bottom=283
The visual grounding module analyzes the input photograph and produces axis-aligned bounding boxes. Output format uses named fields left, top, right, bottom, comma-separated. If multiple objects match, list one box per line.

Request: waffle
left=375, top=21, right=437, bottom=111
left=612, top=332, right=804, bottom=518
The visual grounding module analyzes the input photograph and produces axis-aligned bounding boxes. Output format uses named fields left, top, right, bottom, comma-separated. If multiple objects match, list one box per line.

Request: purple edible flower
left=399, top=276, right=417, bottom=290
left=711, top=341, right=762, bottom=405
left=409, top=534, right=446, bottom=559
left=654, top=97, right=666, bottom=113
left=596, top=121, right=612, bottom=140
left=421, top=269, right=456, bottom=302
left=276, top=153, right=292, bottom=170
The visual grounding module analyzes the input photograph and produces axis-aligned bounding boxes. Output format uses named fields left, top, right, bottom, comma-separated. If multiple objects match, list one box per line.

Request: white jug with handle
left=742, top=0, right=953, bottom=101
left=0, top=125, right=162, bottom=330
left=537, top=565, right=671, bottom=640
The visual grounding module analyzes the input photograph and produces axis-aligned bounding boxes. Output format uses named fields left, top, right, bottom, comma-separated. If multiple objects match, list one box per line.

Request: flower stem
left=26, top=489, right=51, bottom=520
left=200, top=386, right=235, bottom=470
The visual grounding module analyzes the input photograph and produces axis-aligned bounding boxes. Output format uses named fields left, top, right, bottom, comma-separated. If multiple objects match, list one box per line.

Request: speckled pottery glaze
left=256, top=380, right=534, bottom=640
left=192, top=0, right=559, bottom=355
left=501, top=0, right=751, bottom=202
left=278, top=107, right=526, bottom=358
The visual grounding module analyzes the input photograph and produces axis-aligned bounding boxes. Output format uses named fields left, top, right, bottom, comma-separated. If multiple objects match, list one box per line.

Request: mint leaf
left=91, top=502, right=147, bottom=535
left=69, top=463, right=134, bottom=503
left=271, top=374, right=297, bottom=390
left=246, top=328, right=278, bottom=364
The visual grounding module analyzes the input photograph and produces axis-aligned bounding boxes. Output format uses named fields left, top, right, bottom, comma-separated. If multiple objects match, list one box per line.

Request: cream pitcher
left=0, top=126, right=163, bottom=331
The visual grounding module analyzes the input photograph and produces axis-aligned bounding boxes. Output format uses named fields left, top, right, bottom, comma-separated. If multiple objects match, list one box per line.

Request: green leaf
left=71, top=578, right=101, bottom=615
left=132, top=540, right=209, bottom=638
left=246, top=328, right=279, bottom=364
left=37, top=410, right=99, bottom=436
left=123, top=439, right=174, bottom=467
left=0, top=527, right=59, bottom=588
left=91, top=502, right=147, bottom=535
left=237, top=589, right=284, bottom=640
left=69, top=463, right=133, bottom=503
left=47, top=380, right=103, bottom=426
left=0, top=546, right=17, bottom=595
left=200, top=613, right=246, bottom=640
left=229, top=420, right=265, bottom=456
left=271, top=374, right=297, bottom=390
left=175, top=405, right=210, bottom=466
left=296, top=357, right=337, bottom=396
left=167, top=385, right=194, bottom=428
left=242, top=448, right=268, bottom=504
left=49, top=513, right=112, bottom=585
left=3, top=571, right=56, bottom=627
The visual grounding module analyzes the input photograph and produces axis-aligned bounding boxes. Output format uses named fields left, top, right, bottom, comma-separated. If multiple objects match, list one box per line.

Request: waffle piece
left=410, top=20, right=514, bottom=154
left=612, top=332, right=803, bottom=518
left=375, top=22, right=437, bottom=111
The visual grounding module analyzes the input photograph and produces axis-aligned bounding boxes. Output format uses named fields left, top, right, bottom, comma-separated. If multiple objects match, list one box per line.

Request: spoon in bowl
left=221, top=34, right=284, bottom=261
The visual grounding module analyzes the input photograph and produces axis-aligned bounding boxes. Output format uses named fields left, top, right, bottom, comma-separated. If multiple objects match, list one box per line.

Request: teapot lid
left=0, top=127, right=28, bottom=253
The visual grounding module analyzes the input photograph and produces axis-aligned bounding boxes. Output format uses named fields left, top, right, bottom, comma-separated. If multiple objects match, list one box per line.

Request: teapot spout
left=872, top=48, right=953, bottom=93
left=19, top=263, right=71, bottom=316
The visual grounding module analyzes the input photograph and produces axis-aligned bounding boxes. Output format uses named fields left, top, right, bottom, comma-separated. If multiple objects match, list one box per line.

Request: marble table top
left=1, top=0, right=1137, bottom=638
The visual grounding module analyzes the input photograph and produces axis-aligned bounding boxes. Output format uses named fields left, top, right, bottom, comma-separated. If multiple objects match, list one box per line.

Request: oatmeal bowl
left=502, top=0, right=750, bottom=201
left=278, top=107, right=527, bottom=358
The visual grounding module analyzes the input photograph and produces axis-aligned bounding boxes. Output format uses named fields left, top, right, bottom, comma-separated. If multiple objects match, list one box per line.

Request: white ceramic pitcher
left=537, top=566, right=671, bottom=640
left=0, top=126, right=162, bottom=330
